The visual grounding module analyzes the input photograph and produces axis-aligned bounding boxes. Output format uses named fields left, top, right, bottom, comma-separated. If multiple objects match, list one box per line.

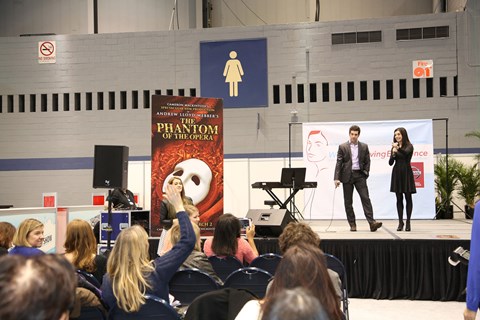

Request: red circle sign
left=40, top=42, right=55, bottom=57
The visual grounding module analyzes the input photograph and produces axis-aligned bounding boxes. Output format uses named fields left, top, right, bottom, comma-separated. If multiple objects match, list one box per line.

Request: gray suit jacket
left=334, top=141, right=371, bottom=183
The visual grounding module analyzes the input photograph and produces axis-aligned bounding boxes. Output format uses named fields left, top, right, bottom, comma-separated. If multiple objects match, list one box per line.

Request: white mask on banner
left=162, top=158, right=212, bottom=205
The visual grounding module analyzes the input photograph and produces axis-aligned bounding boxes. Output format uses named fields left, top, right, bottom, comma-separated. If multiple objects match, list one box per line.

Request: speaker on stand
left=93, top=145, right=129, bottom=251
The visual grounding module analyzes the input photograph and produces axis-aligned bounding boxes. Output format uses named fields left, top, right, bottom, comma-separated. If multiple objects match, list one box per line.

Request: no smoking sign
left=38, top=41, right=56, bottom=64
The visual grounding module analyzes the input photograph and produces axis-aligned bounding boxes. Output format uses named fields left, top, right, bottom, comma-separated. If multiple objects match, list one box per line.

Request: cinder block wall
left=0, top=11, right=478, bottom=208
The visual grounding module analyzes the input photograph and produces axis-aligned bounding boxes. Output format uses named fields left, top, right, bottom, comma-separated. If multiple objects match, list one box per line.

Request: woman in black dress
left=389, top=127, right=416, bottom=231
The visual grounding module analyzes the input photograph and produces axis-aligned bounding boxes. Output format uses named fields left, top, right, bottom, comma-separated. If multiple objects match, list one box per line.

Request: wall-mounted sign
left=412, top=60, right=433, bottom=78
left=38, top=41, right=56, bottom=64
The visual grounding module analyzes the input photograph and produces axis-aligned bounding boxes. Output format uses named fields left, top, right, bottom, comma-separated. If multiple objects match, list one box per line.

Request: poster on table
left=151, top=95, right=223, bottom=236
left=302, top=119, right=435, bottom=220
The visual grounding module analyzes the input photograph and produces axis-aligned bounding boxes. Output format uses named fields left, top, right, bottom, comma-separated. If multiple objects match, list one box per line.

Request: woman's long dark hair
left=393, top=127, right=412, bottom=149
left=211, top=213, right=241, bottom=256
left=265, top=243, right=343, bottom=320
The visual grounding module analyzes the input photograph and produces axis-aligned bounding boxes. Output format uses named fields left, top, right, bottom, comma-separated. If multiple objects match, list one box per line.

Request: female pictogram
left=223, top=51, right=244, bottom=97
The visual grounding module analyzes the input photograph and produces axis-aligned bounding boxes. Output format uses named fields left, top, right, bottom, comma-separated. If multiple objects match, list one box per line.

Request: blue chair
left=107, top=294, right=179, bottom=320
left=325, top=253, right=349, bottom=320
left=208, top=255, right=244, bottom=282
left=169, top=268, right=219, bottom=305
left=223, top=267, right=272, bottom=298
left=249, top=253, right=282, bottom=275
left=77, top=269, right=101, bottom=289
left=75, top=306, right=106, bottom=320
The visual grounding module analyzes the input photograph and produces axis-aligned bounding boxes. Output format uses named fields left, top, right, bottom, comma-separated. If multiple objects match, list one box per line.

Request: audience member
left=9, top=218, right=45, bottom=256
left=159, top=204, right=200, bottom=256
left=0, top=254, right=77, bottom=320
left=261, top=287, right=331, bottom=320
left=160, top=177, right=194, bottom=229
left=64, top=219, right=107, bottom=284
left=278, top=222, right=342, bottom=298
left=101, top=184, right=195, bottom=312
left=0, top=221, right=16, bottom=256
left=235, top=243, right=342, bottom=320
left=203, top=213, right=258, bottom=264
left=107, top=187, right=138, bottom=210
left=158, top=177, right=194, bottom=254
left=170, top=221, right=223, bottom=285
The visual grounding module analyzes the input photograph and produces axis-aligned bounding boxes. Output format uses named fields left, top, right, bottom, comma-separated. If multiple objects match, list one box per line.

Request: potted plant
left=434, top=156, right=460, bottom=219
left=456, top=162, right=480, bottom=219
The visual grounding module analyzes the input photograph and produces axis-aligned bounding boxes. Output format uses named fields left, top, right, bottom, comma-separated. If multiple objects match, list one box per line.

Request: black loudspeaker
left=93, top=145, right=129, bottom=189
left=246, top=209, right=293, bottom=237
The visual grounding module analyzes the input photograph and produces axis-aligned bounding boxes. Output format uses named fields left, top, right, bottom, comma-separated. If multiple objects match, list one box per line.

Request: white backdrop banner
left=302, top=119, right=435, bottom=220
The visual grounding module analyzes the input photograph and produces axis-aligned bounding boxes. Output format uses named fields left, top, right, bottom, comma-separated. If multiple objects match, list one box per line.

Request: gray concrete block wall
left=0, top=11, right=478, bottom=207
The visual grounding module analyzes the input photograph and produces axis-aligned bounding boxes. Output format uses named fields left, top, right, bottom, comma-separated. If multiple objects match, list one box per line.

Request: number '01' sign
left=412, top=60, right=433, bottom=79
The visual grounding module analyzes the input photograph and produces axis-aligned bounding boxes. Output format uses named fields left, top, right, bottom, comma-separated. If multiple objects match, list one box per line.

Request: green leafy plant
left=456, top=162, right=480, bottom=209
left=434, top=156, right=461, bottom=211
left=465, top=130, right=480, bottom=163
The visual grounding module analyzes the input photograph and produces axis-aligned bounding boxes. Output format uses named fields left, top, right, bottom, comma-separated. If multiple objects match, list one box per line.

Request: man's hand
left=334, top=180, right=341, bottom=188
left=464, top=308, right=477, bottom=320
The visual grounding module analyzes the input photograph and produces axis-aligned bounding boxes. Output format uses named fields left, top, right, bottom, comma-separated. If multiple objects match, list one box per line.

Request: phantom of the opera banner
left=151, top=95, right=223, bottom=236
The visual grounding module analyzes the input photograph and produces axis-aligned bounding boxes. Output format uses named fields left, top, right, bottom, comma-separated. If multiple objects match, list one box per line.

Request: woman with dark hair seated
left=234, top=243, right=342, bottom=320
left=64, top=219, right=107, bottom=285
left=203, top=213, right=258, bottom=265
left=0, top=222, right=16, bottom=256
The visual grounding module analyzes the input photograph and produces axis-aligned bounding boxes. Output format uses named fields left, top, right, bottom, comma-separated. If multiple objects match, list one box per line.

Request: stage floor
left=302, top=217, right=473, bottom=241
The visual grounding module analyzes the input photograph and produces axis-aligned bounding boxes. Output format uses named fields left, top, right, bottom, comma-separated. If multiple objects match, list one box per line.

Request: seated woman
left=0, top=222, right=16, bottom=256
left=170, top=222, right=223, bottom=285
left=9, top=218, right=45, bottom=256
left=157, top=177, right=194, bottom=255
left=234, top=243, right=343, bottom=320
left=101, top=184, right=195, bottom=313
left=203, top=213, right=258, bottom=265
left=159, top=204, right=200, bottom=256
left=64, top=219, right=107, bottom=285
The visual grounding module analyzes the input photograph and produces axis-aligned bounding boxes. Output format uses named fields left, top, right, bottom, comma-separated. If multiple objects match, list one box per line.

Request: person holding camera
left=389, top=127, right=416, bottom=232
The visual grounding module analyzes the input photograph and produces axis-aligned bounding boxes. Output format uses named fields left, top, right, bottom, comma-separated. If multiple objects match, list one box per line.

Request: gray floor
left=304, top=213, right=472, bottom=319
left=350, top=298, right=466, bottom=320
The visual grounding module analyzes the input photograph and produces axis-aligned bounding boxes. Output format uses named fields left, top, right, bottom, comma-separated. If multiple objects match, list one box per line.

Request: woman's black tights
left=396, top=192, right=413, bottom=222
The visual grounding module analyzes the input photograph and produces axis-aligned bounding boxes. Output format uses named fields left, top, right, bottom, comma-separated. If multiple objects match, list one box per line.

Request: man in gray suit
left=334, top=125, right=382, bottom=232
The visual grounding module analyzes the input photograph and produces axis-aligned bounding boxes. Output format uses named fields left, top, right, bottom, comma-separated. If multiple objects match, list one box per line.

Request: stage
left=148, top=218, right=471, bottom=301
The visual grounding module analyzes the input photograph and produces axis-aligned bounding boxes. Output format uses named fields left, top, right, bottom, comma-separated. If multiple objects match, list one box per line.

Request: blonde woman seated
left=170, top=222, right=223, bottom=285
left=9, top=218, right=45, bottom=256
left=64, top=219, right=107, bottom=285
left=203, top=213, right=258, bottom=265
left=101, top=184, right=196, bottom=313
left=159, top=204, right=200, bottom=256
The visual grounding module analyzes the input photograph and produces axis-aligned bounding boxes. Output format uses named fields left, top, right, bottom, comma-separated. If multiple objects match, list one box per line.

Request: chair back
left=75, top=306, right=106, bottom=320
left=107, top=294, right=180, bottom=320
left=77, top=269, right=101, bottom=289
left=208, top=255, right=244, bottom=281
left=325, top=253, right=349, bottom=320
left=249, top=253, right=282, bottom=275
left=169, top=268, right=219, bottom=305
left=223, top=267, right=272, bottom=298
left=184, top=288, right=257, bottom=320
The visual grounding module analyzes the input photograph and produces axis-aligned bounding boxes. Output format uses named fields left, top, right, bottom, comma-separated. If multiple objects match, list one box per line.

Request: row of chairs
left=208, top=253, right=282, bottom=281
left=74, top=252, right=349, bottom=320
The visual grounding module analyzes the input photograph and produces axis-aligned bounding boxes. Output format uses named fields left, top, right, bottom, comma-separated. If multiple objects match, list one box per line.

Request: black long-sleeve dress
left=389, top=144, right=417, bottom=194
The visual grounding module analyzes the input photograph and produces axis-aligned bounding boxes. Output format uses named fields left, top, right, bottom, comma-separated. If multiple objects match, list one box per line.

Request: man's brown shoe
left=370, top=221, right=383, bottom=232
left=350, top=224, right=357, bottom=232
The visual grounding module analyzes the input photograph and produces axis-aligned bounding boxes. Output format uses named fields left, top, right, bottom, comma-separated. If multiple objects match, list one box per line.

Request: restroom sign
left=412, top=60, right=433, bottom=78
left=38, top=41, right=56, bottom=64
